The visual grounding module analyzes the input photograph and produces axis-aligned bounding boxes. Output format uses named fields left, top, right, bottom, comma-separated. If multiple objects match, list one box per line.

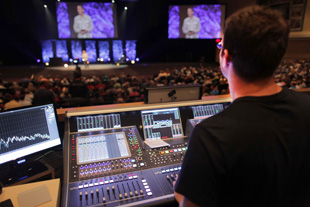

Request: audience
left=0, top=59, right=309, bottom=111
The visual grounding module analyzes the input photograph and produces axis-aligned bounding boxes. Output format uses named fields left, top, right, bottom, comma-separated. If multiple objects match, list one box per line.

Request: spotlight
left=116, top=63, right=120, bottom=66
left=124, top=7, right=128, bottom=10
left=108, top=58, right=111, bottom=61
left=45, top=62, right=49, bottom=66
left=64, top=64, right=68, bottom=68
left=112, top=0, right=115, bottom=3
left=135, top=58, right=139, bottom=62
left=97, top=58, right=100, bottom=61
left=69, top=58, right=73, bottom=62
left=126, top=58, right=129, bottom=61
left=57, top=0, right=60, bottom=1
left=131, top=60, right=135, bottom=64
left=100, top=58, right=103, bottom=62
left=44, top=5, right=47, bottom=8
left=37, top=59, right=41, bottom=63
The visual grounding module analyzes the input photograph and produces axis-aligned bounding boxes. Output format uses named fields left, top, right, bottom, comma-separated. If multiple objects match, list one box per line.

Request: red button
left=169, top=150, right=173, bottom=153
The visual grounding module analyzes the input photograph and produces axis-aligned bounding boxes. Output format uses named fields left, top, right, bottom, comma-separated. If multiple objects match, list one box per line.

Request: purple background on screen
left=126, top=40, right=137, bottom=61
left=168, top=6, right=180, bottom=39
left=83, top=2, right=114, bottom=38
left=85, top=40, right=97, bottom=62
left=168, top=5, right=222, bottom=39
left=57, top=3, right=71, bottom=38
left=194, top=5, right=221, bottom=39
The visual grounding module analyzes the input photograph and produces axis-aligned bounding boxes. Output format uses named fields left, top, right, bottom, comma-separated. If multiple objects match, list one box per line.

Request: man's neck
left=228, top=75, right=282, bottom=101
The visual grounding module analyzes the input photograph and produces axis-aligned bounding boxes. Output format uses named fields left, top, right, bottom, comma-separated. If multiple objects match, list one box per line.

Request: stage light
left=64, top=64, right=68, bottom=68
left=97, top=58, right=100, bottom=61
left=126, top=58, right=129, bottom=61
left=108, top=58, right=111, bottom=61
left=69, top=58, right=73, bottom=62
left=215, top=39, right=221, bottom=43
left=37, top=59, right=41, bottom=63
left=57, top=0, right=60, bottom=1
left=45, top=62, right=49, bottom=66
left=124, top=7, right=128, bottom=10
left=131, top=60, right=135, bottom=64
left=44, top=5, right=47, bottom=8
left=116, top=63, right=120, bottom=66
left=100, top=58, right=103, bottom=62
left=136, top=58, right=139, bottom=62
left=112, top=0, right=115, bottom=3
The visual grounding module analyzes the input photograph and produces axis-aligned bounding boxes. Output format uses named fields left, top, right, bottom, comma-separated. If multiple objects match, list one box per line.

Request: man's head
left=77, top=5, right=84, bottom=16
left=187, top=8, right=194, bottom=18
left=221, top=5, right=289, bottom=82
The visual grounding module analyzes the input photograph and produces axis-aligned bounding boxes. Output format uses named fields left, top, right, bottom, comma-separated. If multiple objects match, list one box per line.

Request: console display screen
left=76, top=132, right=130, bottom=164
left=141, top=108, right=183, bottom=140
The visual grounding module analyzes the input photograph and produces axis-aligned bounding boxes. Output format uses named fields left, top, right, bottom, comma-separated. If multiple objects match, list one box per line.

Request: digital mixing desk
left=62, top=98, right=231, bottom=206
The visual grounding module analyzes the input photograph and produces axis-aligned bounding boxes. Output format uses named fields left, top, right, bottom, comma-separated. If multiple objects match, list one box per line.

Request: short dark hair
left=223, top=5, right=289, bottom=82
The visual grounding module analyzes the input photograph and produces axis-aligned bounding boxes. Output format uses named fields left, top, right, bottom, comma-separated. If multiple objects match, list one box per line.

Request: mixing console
left=62, top=99, right=231, bottom=206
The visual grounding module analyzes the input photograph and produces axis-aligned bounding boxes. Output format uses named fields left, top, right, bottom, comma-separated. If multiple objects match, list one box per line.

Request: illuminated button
left=80, top=166, right=84, bottom=170
left=182, top=148, right=186, bottom=151
left=165, top=151, right=169, bottom=154
left=127, top=158, right=130, bottom=162
left=128, top=164, right=132, bottom=167
left=146, top=189, right=151, bottom=192
left=94, top=182, right=98, bottom=186
left=89, top=183, right=94, bottom=187
left=85, top=166, right=88, bottom=169
left=109, top=180, right=114, bottom=183
left=89, top=165, right=92, bottom=168
left=169, top=150, right=174, bottom=153
left=144, top=186, right=149, bottom=189
left=129, top=176, right=133, bottom=179
left=85, top=171, right=89, bottom=174
left=131, top=159, right=136, bottom=163
left=107, top=162, right=110, bottom=165
left=98, top=163, right=101, bottom=167
left=143, top=183, right=148, bottom=186
left=90, top=170, right=93, bottom=173
left=160, top=151, right=165, bottom=154
left=84, top=184, right=89, bottom=188
left=105, top=181, right=109, bottom=184
left=107, top=167, right=111, bottom=171
left=80, top=172, right=84, bottom=175
left=170, top=168, right=174, bottom=172
left=103, top=168, right=106, bottom=171
left=99, top=180, right=104, bottom=185
left=79, top=184, right=83, bottom=189
left=94, top=164, right=97, bottom=167
left=140, top=163, right=145, bottom=166
left=94, top=169, right=97, bottom=173
left=102, top=163, right=105, bottom=166
left=161, top=170, right=166, bottom=173
left=178, top=149, right=182, bottom=152
left=147, top=192, right=153, bottom=196
left=166, top=169, right=170, bottom=172
left=124, top=164, right=127, bottom=168
left=178, top=166, right=181, bottom=170
left=133, top=175, right=138, bottom=179
left=98, top=169, right=102, bottom=172
left=133, top=164, right=137, bottom=168
left=174, top=149, right=178, bottom=152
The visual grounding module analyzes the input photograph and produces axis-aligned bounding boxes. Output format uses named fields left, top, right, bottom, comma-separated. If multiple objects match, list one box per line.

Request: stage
left=0, top=62, right=216, bottom=82
left=48, top=64, right=129, bottom=71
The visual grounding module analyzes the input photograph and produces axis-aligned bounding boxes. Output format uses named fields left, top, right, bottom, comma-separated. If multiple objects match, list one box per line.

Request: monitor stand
left=0, top=160, right=48, bottom=186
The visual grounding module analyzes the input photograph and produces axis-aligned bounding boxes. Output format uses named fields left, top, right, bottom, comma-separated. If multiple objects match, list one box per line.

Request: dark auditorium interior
left=0, top=0, right=309, bottom=206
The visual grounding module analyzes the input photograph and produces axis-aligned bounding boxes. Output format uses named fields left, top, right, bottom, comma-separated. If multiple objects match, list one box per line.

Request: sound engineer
left=174, top=5, right=310, bottom=207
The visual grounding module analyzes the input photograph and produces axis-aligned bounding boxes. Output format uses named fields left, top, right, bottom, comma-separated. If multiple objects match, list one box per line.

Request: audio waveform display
left=0, top=133, right=50, bottom=150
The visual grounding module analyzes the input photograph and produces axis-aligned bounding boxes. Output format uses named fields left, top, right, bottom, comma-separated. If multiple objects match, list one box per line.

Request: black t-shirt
left=32, top=88, right=55, bottom=105
left=175, top=88, right=310, bottom=207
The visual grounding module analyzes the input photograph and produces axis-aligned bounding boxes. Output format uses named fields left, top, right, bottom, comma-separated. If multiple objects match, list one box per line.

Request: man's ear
left=223, top=49, right=232, bottom=66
